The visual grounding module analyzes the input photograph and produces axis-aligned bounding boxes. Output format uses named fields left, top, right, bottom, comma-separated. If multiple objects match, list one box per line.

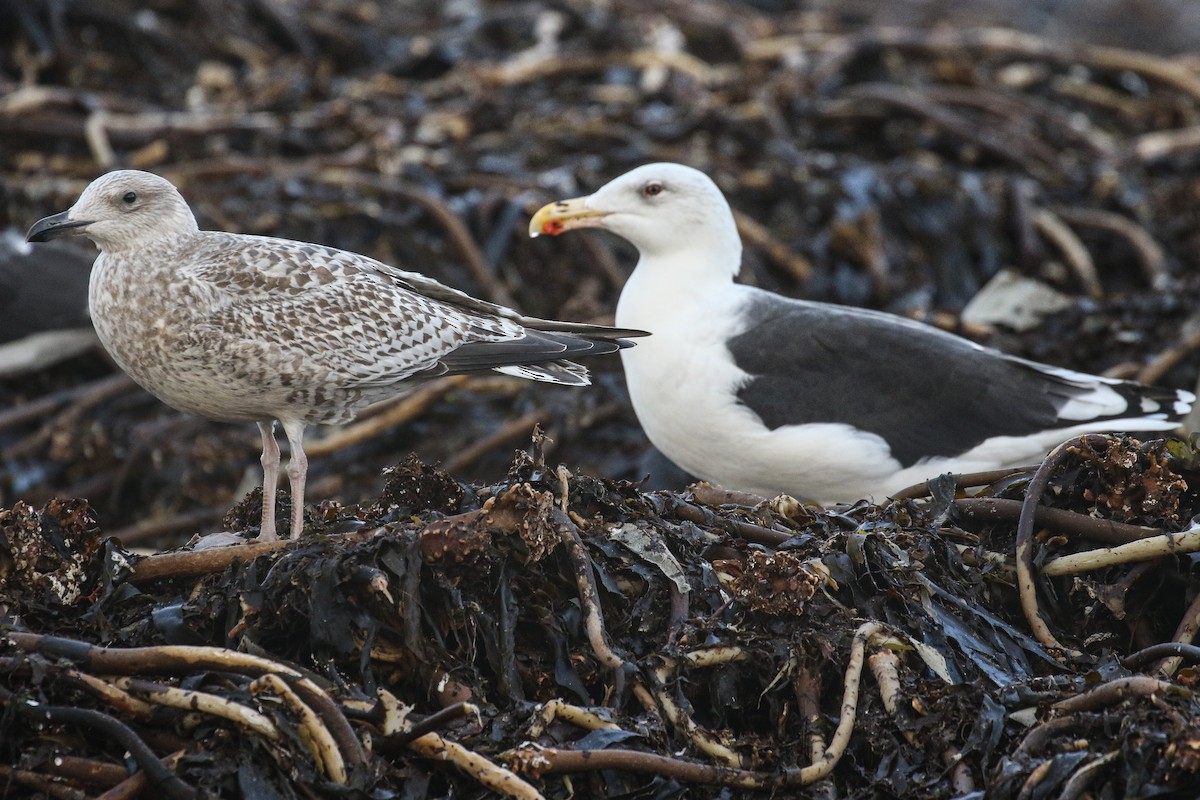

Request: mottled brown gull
left=27, top=170, right=645, bottom=541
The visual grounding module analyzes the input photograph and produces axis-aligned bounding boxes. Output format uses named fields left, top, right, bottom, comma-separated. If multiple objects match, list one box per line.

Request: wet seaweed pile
left=5, top=434, right=1200, bottom=798
left=4, top=0, right=1200, bottom=797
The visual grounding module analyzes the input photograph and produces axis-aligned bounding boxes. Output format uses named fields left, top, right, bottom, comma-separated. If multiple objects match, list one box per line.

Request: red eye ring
left=642, top=182, right=664, bottom=197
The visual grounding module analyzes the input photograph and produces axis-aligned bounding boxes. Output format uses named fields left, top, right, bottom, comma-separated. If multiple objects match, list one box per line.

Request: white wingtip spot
left=1141, top=397, right=1161, bottom=414
left=494, top=364, right=591, bottom=386
left=1056, top=384, right=1127, bottom=421
left=1176, top=390, right=1196, bottom=416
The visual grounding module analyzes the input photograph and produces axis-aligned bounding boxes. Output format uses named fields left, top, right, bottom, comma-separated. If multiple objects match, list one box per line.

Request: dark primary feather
left=511, top=316, right=648, bottom=341
left=433, top=325, right=640, bottom=381
left=726, top=294, right=1181, bottom=467
left=388, top=265, right=647, bottom=382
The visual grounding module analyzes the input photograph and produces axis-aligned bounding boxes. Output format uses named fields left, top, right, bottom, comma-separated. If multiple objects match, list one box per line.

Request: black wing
left=726, top=293, right=1178, bottom=467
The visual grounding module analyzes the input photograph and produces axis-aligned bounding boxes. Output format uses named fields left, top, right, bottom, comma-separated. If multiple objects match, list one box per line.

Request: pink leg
left=257, top=421, right=280, bottom=542
left=281, top=419, right=308, bottom=540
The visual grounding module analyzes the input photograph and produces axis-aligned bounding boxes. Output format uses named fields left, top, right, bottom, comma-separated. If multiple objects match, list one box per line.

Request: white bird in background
left=27, top=170, right=645, bottom=541
left=530, top=162, right=1193, bottom=503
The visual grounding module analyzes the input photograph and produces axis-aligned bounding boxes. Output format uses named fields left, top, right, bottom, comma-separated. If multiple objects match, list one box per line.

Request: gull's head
left=530, top=163, right=742, bottom=273
left=27, top=170, right=199, bottom=251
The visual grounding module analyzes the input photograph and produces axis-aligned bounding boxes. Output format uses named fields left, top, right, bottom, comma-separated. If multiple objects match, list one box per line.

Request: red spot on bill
left=542, top=219, right=565, bottom=236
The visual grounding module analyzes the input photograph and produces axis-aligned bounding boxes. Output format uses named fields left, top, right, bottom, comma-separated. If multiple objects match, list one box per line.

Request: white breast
left=616, top=271, right=891, bottom=500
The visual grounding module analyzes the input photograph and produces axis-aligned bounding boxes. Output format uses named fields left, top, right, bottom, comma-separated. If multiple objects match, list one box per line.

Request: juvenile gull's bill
left=27, top=170, right=645, bottom=541
left=530, top=162, right=1193, bottom=503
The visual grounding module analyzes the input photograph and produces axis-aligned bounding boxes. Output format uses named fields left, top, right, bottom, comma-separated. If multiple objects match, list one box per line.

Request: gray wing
left=726, top=293, right=1181, bottom=467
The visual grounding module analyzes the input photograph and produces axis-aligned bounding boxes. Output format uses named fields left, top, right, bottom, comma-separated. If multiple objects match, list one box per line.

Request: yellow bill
left=529, top=197, right=610, bottom=238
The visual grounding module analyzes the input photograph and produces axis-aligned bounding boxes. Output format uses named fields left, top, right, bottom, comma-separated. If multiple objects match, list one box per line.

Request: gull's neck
left=616, top=238, right=742, bottom=331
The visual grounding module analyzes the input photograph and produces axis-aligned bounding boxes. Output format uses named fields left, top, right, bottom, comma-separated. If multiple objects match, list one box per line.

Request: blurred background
left=2, top=0, right=1200, bottom=546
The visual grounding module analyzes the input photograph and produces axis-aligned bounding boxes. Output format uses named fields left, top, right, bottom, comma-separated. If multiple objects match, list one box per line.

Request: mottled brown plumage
left=27, top=170, right=643, bottom=541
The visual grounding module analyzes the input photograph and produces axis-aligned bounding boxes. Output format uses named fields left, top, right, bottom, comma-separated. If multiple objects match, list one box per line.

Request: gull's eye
left=122, top=191, right=137, bottom=205
left=641, top=182, right=664, bottom=198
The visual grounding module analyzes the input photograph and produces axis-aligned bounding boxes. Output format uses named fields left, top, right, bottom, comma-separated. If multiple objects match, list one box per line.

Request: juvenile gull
left=27, top=170, right=645, bottom=541
left=530, top=163, right=1194, bottom=503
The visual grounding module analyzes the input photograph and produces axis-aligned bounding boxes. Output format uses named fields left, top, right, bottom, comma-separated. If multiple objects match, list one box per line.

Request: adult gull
left=27, top=170, right=645, bottom=541
left=529, top=162, right=1193, bottom=503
